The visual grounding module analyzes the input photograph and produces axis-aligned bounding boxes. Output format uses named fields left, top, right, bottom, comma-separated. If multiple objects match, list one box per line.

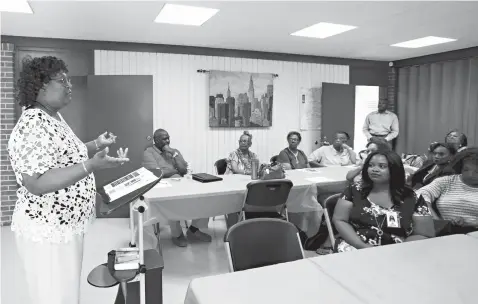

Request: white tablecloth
left=309, top=235, right=478, bottom=304
left=142, top=166, right=350, bottom=225
left=184, top=258, right=361, bottom=304
left=184, top=235, right=478, bottom=304
left=467, top=231, right=478, bottom=239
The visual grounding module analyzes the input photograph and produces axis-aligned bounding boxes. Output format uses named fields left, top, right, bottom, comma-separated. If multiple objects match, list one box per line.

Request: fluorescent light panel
left=391, top=36, right=456, bottom=48
left=291, top=22, right=357, bottom=39
left=0, top=0, right=33, bottom=14
left=154, top=4, right=218, bottom=26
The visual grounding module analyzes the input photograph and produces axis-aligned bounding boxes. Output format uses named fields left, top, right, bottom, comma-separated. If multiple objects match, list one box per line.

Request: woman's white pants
left=15, top=232, right=84, bottom=304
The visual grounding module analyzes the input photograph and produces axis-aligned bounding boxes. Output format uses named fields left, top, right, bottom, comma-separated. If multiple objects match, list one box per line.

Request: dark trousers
left=370, top=134, right=396, bottom=150
left=434, top=220, right=478, bottom=236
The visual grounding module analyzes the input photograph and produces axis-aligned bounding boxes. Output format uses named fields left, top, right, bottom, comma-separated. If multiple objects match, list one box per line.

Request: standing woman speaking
left=7, top=56, right=130, bottom=304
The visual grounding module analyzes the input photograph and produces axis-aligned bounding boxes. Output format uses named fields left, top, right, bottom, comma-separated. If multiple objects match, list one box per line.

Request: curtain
left=396, top=57, right=478, bottom=155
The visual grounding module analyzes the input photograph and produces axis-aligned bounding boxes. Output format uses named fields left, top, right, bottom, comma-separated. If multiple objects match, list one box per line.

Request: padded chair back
left=241, top=179, right=293, bottom=221
left=214, top=158, right=227, bottom=175
left=225, top=218, right=304, bottom=272
left=270, top=155, right=279, bottom=163
left=323, top=193, right=341, bottom=248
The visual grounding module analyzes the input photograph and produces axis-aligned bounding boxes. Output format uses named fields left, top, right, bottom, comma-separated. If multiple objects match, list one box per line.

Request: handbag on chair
left=258, top=162, right=286, bottom=180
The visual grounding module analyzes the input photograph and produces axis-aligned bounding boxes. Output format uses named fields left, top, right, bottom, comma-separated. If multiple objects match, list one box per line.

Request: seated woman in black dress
left=411, top=142, right=457, bottom=189
left=277, top=131, right=309, bottom=170
left=333, top=150, right=435, bottom=252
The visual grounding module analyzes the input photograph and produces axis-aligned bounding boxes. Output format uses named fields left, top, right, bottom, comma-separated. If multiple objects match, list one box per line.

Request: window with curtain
left=396, top=57, right=478, bottom=155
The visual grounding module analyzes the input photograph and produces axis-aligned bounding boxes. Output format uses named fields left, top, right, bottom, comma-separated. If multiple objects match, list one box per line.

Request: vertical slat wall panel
left=95, top=52, right=349, bottom=174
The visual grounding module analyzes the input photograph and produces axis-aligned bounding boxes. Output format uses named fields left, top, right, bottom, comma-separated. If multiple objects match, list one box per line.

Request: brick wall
left=1, top=43, right=16, bottom=226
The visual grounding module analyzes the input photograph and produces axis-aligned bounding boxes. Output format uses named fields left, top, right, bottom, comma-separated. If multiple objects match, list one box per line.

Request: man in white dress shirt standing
left=363, top=98, right=399, bottom=144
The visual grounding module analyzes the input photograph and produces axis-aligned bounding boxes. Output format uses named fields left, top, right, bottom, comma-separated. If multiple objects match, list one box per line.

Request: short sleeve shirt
left=308, top=145, right=353, bottom=166
left=7, top=109, right=96, bottom=243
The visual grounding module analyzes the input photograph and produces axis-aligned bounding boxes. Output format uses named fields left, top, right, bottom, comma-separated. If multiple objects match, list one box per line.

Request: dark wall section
left=394, top=46, right=478, bottom=68
left=2, top=35, right=390, bottom=87
left=350, top=65, right=390, bottom=87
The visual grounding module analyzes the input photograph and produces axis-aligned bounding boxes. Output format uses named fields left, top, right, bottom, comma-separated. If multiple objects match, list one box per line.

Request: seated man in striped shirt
left=362, top=98, right=399, bottom=144
left=416, top=148, right=478, bottom=235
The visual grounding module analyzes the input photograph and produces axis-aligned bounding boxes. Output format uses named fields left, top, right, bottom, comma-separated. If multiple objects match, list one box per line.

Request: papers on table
left=306, top=176, right=334, bottom=183
left=103, top=167, right=159, bottom=202
left=153, top=180, right=172, bottom=188
left=297, top=168, right=321, bottom=173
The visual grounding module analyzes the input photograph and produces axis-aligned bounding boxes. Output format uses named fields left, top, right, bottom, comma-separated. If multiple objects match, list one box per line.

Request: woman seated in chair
left=277, top=131, right=309, bottom=170
left=416, top=148, right=478, bottom=236
left=346, top=137, right=391, bottom=183
left=225, top=131, right=259, bottom=175
left=333, top=150, right=435, bottom=252
left=445, top=130, right=468, bottom=153
left=411, top=142, right=457, bottom=189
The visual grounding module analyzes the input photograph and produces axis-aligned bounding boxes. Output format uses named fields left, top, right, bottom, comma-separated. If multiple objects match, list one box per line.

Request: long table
left=184, top=235, right=478, bottom=304
left=141, top=166, right=351, bottom=225
left=467, top=231, right=478, bottom=239
left=184, top=258, right=361, bottom=304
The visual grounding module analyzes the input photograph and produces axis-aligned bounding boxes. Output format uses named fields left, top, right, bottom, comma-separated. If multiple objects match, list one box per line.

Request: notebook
left=192, top=173, right=223, bottom=183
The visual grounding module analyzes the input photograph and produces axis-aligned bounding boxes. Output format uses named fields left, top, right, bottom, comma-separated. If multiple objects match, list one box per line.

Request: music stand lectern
left=88, top=168, right=164, bottom=304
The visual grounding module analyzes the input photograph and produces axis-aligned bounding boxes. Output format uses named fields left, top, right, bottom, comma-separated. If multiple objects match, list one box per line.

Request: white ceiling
left=2, top=1, right=478, bottom=61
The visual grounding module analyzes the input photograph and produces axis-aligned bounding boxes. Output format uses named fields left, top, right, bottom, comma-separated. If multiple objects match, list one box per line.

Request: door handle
left=146, top=135, right=152, bottom=141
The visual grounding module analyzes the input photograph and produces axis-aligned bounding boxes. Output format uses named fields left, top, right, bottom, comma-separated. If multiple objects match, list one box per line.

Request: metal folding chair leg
left=323, top=208, right=336, bottom=248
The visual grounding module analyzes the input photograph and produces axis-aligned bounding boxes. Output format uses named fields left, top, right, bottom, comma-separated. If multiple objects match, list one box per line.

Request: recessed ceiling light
left=154, top=4, right=219, bottom=26
left=391, top=36, right=456, bottom=48
left=0, top=0, right=33, bottom=14
left=291, top=22, right=357, bottom=39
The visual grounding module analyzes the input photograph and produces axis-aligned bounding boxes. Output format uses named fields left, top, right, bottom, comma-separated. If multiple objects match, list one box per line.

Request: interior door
left=321, top=83, right=356, bottom=148
left=87, top=75, right=154, bottom=218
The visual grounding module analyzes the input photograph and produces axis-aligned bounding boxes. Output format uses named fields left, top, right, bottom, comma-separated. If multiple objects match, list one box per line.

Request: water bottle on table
left=185, top=162, right=193, bottom=179
left=251, top=159, right=260, bottom=180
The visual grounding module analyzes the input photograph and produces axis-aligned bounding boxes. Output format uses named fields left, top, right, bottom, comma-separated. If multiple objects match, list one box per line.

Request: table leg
left=130, top=202, right=136, bottom=247
left=121, top=282, right=128, bottom=303
left=153, top=223, right=163, bottom=256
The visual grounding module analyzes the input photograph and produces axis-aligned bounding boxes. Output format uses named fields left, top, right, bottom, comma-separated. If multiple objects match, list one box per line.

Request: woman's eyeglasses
left=50, top=75, right=72, bottom=87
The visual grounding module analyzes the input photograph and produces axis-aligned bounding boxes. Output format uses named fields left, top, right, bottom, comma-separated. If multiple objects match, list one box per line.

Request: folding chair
left=224, top=218, right=304, bottom=272
left=238, top=179, right=293, bottom=222
left=212, top=159, right=228, bottom=222
left=323, top=193, right=342, bottom=249
left=214, top=158, right=227, bottom=175
left=270, top=155, right=279, bottom=163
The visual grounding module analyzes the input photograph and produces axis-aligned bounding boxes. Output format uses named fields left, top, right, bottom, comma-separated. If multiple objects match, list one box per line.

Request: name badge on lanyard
left=386, top=211, right=400, bottom=228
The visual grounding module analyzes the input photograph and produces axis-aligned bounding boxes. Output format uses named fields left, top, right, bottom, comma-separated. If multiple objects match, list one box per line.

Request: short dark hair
left=366, top=137, right=392, bottom=151
left=287, top=131, right=302, bottom=142
left=445, top=130, right=468, bottom=148
left=16, top=56, right=68, bottom=107
left=153, top=128, right=168, bottom=141
left=429, top=142, right=457, bottom=155
left=448, top=147, right=478, bottom=174
left=336, top=131, right=350, bottom=140
left=361, top=150, right=412, bottom=206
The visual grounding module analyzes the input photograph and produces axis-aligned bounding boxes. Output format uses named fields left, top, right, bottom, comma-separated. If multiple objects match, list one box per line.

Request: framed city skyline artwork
left=209, top=70, right=274, bottom=128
